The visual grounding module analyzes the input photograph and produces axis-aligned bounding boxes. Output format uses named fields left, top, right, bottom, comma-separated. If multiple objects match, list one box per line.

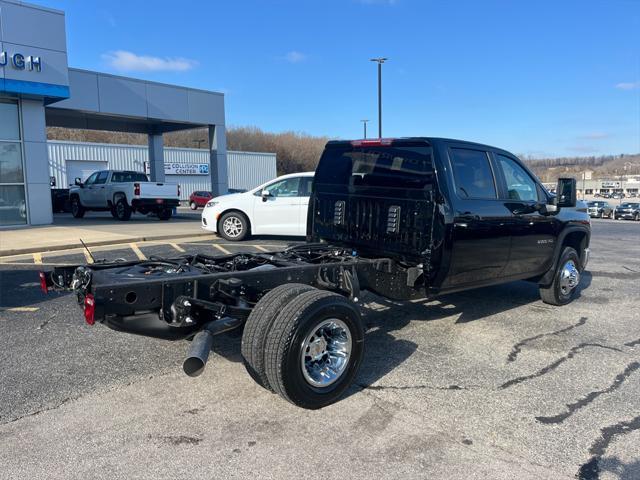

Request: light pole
left=370, top=57, right=387, bottom=138
left=360, top=119, right=369, bottom=139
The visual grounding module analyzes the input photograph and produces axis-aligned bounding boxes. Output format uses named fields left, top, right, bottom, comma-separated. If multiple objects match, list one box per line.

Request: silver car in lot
left=587, top=200, right=613, bottom=219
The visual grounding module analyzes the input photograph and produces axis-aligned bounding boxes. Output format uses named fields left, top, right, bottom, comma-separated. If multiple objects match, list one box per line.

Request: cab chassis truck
left=42, top=138, right=590, bottom=409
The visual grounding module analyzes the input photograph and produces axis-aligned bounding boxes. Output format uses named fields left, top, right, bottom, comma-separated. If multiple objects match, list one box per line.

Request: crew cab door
left=80, top=172, right=99, bottom=206
left=443, top=145, right=511, bottom=288
left=90, top=171, right=109, bottom=206
left=492, top=153, right=556, bottom=276
left=252, top=176, right=306, bottom=235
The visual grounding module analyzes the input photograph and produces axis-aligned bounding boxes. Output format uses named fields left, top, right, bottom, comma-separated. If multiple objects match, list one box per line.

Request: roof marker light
left=350, top=138, right=395, bottom=147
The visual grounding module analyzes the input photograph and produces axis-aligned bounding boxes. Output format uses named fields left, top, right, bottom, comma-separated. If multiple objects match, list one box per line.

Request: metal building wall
left=47, top=140, right=277, bottom=200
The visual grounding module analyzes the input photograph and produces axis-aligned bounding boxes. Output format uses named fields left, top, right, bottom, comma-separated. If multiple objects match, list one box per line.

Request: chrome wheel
left=559, top=260, right=580, bottom=296
left=222, top=216, right=243, bottom=238
left=300, top=318, right=352, bottom=388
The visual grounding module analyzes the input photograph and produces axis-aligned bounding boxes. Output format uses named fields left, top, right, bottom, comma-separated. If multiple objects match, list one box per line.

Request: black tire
left=110, top=206, right=118, bottom=218
left=114, top=198, right=132, bottom=221
left=218, top=211, right=249, bottom=241
left=158, top=207, right=172, bottom=221
left=190, top=201, right=198, bottom=210
left=70, top=197, right=85, bottom=218
left=539, top=247, right=581, bottom=306
left=265, top=290, right=364, bottom=409
left=241, top=283, right=316, bottom=391
left=635, top=213, right=639, bottom=222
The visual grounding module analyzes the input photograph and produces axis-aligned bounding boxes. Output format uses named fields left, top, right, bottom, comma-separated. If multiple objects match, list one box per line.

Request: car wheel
left=264, top=289, right=364, bottom=409
left=157, top=207, right=172, bottom=221
left=635, top=213, right=639, bottom=222
left=539, top=247, right=581, bottom=306
left=114, top=198, right=132, bottom=221
left=218, top=211, right=249, bottom=241
left=190, top=201, right=198, bottom=210
left=241, top=283, right=316, bottom=391
left=70, top=197, right=85, bottom=218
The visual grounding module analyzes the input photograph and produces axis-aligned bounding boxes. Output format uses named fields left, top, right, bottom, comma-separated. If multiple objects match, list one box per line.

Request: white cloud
left=568, top=145, right=599, bottom=154
left=615, top=81, right=640, bottom=90
left=102, top=50, right=198, bottom=72
left=577, top=132, right=609, bottom=140
left=283, top=51, right=307, bottom=63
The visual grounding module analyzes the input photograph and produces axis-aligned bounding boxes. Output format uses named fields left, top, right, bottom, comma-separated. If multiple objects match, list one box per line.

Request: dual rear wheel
left=241, top=284, right=364, bottom=409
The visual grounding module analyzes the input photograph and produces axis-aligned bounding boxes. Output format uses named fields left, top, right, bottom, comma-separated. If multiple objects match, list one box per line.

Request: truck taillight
left=134, top=183, right=140, bottom=196
left=39, top=271, right=48, bottom=294
left=84, top=294, right=95, bottom=325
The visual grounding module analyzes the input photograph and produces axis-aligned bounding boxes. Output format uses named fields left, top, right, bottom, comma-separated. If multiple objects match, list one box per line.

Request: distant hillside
left=522, top=154, right=640, bottom=182
left=47, top=126, right=639, bottom=178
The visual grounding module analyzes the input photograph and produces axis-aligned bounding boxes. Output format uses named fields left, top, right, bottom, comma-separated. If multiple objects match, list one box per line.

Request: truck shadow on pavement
left=0, top=268, right=71, bottom=309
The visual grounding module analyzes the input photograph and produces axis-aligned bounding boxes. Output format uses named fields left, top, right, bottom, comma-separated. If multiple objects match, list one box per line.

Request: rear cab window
left=112, top=172, right=149, bottom=183
left=314, top=143, right=435, bottom=193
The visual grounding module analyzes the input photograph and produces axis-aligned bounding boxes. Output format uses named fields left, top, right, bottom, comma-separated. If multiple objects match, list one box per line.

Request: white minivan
left=201, top=172, right=314, bottom=240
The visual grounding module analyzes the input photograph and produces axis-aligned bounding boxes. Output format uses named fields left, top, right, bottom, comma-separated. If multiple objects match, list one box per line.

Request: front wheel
left=264, top=290, right=364, bottom=409
left=218, top=211, right=249, bottom=241
left=539, top=247, right=581, bottom=306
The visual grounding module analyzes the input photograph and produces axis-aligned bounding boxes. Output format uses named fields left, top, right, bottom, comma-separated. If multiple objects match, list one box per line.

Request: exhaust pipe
left=182, top=317, right=244, bottom=377
left=183, top=329, right=215, bottom=377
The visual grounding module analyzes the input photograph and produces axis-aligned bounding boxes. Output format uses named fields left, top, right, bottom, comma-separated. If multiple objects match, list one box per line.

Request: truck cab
left=308, top=137, right=590, bottom=301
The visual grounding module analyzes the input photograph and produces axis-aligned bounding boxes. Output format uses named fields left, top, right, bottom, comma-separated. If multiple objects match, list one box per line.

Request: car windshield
left=619, top=203, right=639, bottom=208
left=588, top=202, right=605, bottom=207
left=112, top=172, right=149, bottom=182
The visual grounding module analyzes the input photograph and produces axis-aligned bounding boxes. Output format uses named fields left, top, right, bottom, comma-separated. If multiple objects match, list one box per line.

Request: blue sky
left=39, top=0, right=640, bottom=157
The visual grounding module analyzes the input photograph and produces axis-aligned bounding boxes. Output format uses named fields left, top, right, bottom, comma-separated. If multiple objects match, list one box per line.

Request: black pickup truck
left=42, top=137, right=591, bottom=409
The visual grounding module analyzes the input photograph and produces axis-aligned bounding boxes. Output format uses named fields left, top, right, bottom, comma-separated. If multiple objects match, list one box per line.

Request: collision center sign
left=164, top=163, right=209, bottom=175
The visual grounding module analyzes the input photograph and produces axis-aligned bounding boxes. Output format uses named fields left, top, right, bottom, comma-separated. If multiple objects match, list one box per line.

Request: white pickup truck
left=69, top=170, right=180, bottom=221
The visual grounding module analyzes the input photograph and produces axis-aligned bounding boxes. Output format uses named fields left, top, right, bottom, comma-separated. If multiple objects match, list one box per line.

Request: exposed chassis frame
left=47, top=246, right=426, bottom=341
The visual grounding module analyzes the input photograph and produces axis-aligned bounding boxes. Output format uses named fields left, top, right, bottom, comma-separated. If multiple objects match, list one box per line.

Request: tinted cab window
left=449, top=148, right=497, bottom=199
left=496, top=154, right=539, bottom=202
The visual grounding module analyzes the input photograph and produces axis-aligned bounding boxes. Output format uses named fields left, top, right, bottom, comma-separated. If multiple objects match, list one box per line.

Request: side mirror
left=556, top=178, right=577, bottom=208
left=74, top=177, right=83, bottom=187
left=261, top=189, right=271, bottom=202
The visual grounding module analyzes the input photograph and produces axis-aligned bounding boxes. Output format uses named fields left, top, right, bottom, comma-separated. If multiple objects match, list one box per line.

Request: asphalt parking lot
left=0, top=219, right=639, bottom=480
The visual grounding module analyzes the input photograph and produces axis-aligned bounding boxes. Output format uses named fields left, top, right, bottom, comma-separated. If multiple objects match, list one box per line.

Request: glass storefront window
left=0, top=185, right=27, bottom=226
left=0, top=99, right=26, bottom=225
left=0, top=143, right=24, bottom=183
left=0, top=101, right=20, bottom=140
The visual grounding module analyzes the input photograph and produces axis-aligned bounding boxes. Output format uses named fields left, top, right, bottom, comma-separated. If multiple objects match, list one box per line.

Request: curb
left=0, top=232, right=213, bottom=257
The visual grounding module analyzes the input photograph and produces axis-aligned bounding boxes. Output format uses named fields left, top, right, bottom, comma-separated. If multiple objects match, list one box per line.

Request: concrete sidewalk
left=0, top=211, right=210, bottom=256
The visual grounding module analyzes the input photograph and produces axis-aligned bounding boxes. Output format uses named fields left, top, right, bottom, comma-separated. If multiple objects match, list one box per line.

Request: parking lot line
left=32, top=253, right=42, bottom=265
left=254, top=245, right=269, bottom=252
left=170, top=243, right=186, bottom=253
left=83, top=250, right=94, bottom=264
left=212, top=244, right=231, bottom=255
left=0, top=306, right=40, bottom=312
left=129, top=243, right=147, bottom=261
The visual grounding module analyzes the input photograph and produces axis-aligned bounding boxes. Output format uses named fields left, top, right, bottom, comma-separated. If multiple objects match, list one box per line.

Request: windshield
left=112, top=172, right=149, bottom=182
left=315, top=145, right=434, bottom=190
left=588, top=202, right=605, bottom=207
left=619, top=203, right=639, bottom=208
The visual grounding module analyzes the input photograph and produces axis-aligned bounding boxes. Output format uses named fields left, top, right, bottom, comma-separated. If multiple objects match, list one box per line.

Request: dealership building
left=0, top=0, right=248, bottom=227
